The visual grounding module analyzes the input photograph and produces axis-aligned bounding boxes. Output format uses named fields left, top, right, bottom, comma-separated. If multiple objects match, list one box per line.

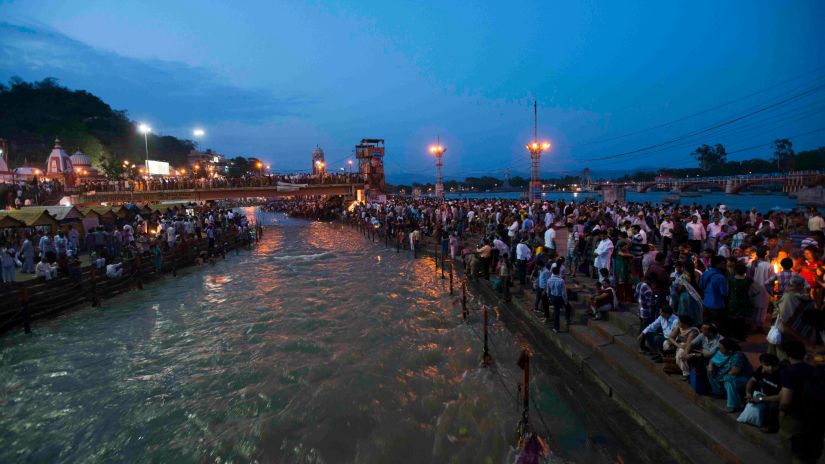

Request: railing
left=72, top=173, right=362, bottom=194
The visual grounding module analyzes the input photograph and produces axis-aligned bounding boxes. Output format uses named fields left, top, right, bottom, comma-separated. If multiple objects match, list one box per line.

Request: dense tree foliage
left=0, top=77, right=194, bottom=168
left=691, top=143, right=727, bottom=171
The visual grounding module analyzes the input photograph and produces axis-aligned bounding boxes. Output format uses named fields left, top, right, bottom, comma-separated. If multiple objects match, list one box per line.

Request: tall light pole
left=429, top=138, right=446, bottom=199
left=347, top=159, right=353, bottom=174
left=138, top=123, right=151, bottom=179
left=525, top=101, right=550, bottom=203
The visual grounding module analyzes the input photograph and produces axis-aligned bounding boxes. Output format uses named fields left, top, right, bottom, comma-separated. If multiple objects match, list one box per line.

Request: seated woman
left=670, top=314, right=700, bottom=380
left=686, top=323, right=722, bottom=392
left=708, top=338, right=754, bottom=413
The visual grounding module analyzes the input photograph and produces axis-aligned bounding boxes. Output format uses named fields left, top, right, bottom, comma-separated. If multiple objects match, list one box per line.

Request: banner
left=146, top=160, right=170, bottom=176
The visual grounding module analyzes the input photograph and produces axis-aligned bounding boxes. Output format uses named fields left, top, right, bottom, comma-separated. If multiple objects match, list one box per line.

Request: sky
left=1, top=0, right=824, bottom=182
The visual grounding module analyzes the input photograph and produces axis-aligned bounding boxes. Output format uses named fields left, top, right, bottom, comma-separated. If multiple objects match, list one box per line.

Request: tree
left=227, top=156, right=250, bottom=177
left=691, top=144, right=727, bottom=172
left=773, top=139, right=795, bottom=172
left=795, top=146, right=825, bottom=170
left=99, top=152, right=126, bottom=180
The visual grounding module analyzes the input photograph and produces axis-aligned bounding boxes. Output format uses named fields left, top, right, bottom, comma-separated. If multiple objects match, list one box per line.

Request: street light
left=429, top=139, right=446, bottom=199
left=525, top=101, right=551, bottom=203
left=347, top=159, right=353, bottom=174
left=193, top=128, right=205, bottom=138
left=138, top=123, right=151, bottom=187
left=315, top=160, right=325, bottom=183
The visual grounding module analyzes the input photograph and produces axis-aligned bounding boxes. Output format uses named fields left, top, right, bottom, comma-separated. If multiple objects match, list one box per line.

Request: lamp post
left=315, top=160, right=325, bottom=183
left=138, top=123, right=151, bottom=189
left=348, top=159, right=353, bottom=174
left=429, top=138, right=446, bottom=199
left=525, top=101, right=550, bottom=203
left=256, top=161, right=263, bottom=186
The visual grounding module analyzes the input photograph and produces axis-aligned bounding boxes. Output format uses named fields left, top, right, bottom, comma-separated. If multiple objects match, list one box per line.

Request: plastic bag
left=766, top=315, right=781, bottom=345
left=736, top=392, right=765, bottom=427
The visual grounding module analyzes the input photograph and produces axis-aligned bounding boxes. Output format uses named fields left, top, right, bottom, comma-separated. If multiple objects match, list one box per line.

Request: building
left=312, top=146, right=325, bottom=175
left=0, top=149, right=11, bottom=182
left=187, top=149, right=228, bottom=175
left=45, top=138, right=73, bottom=178
left=70, top=149, right=101, bottom=179
left=13, top=161, right=43, bottom=181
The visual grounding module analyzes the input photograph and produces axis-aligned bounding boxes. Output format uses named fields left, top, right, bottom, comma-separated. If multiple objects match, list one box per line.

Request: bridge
left=67, top=183, right=363, bottom=206
left=612, top=171, right=824, bottom=194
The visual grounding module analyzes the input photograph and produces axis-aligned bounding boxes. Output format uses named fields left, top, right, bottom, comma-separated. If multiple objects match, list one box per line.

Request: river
left=0, top=209, right=646, bottom=463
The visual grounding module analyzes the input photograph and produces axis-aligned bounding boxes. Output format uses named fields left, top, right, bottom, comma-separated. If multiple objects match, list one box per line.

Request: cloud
left=0, top=21, right=305, bottom=127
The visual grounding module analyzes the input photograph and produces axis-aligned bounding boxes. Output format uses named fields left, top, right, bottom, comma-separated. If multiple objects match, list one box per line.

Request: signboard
left=146, top=160, right=170, bottom=176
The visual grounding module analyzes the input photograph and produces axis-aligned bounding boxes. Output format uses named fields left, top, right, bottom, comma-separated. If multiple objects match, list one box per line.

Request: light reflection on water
left=0, top=211, right=609, bottom=463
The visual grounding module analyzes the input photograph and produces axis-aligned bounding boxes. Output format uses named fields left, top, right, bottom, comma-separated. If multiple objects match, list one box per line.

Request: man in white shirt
left=166, top=223, right=177, bottom=248
left=515, top=239, right=532, bottom=285
left=686, top=216, right=706, bottom=254
left=706, top=216, right=724, bottom=252
left=492, top=236, right=509, bottom=259
left=35, top=257, right=57, bottom=281
left=593, top=230, right=614, bottom=272
left=544, top=211, right=555, bottom=228
left=543, top=226, right=556, bottom=250
left=809, top=210, right=824, bottom=232
left=637, top=306, right=679, bottom=361
left=659, top=216, right=674, bottom=255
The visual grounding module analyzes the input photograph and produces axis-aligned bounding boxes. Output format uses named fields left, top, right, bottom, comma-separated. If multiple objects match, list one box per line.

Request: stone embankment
left=345, top=219, right=784, bottom=464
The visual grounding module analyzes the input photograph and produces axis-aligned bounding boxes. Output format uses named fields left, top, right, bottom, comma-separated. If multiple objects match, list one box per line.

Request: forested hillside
left=0, top=77, right=194, bottom=168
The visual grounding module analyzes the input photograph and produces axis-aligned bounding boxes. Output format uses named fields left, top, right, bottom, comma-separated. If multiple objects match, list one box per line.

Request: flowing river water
left=1, top=210, right=651, bottom=463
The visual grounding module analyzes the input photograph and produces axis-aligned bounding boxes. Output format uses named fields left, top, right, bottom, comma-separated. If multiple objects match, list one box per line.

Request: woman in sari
left=708, top=339, right=753, bottom=412
left=676, top=259, right=703, bottom=327
left=615, top=241, right=633, bottom=303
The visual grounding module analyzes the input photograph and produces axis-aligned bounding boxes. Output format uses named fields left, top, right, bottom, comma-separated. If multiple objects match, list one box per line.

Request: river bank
left=0, top=229, right=260, bottom=335
left=339, top=216, right=785, bottom=463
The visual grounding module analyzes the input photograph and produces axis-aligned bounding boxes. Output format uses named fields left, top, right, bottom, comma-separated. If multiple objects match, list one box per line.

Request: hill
left=0, top=77, right=193, bottom=169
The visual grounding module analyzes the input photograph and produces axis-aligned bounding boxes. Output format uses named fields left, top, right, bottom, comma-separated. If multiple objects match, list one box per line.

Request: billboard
left=146, top=160, right=170, bottom=176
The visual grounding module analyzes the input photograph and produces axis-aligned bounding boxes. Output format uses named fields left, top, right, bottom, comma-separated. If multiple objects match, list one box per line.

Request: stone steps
left=586, top=311, right=787, bottom=461
left=503, top=287, right=779, bottom=463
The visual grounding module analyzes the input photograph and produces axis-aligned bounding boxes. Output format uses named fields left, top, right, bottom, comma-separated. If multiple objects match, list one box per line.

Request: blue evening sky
left=1, top=0, right=824, bottom=181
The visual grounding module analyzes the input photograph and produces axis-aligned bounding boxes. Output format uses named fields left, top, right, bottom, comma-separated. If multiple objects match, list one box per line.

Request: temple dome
left=70, top=150, right=92, bottom=167
left=46, top=138, right=73, bottom=176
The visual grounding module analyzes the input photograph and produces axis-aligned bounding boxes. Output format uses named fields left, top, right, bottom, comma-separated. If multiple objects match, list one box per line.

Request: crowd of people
left=0, top=204, right=259, bottom=286
left=339, top=196, right=824, bottom=462
left=74, top=172, right=360, bottom=193
left=1, top=179, right=64, bottom=209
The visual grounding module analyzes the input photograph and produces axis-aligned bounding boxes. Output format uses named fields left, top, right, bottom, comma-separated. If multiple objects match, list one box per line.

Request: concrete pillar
left=725, top=179, right=736, bottom=194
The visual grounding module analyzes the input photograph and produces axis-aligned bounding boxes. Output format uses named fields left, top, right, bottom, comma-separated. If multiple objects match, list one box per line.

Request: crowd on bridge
left=330, top=195, right=825, bottom=462
left=74, top=172, right=360, bottom=194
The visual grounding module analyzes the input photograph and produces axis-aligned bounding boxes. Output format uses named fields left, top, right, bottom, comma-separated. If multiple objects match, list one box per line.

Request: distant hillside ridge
left=0, top=77, right=194, bottom=169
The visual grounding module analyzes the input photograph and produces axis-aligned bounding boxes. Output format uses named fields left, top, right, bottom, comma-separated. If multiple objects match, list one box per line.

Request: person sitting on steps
left=638, top=305, right=679, bottom=363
